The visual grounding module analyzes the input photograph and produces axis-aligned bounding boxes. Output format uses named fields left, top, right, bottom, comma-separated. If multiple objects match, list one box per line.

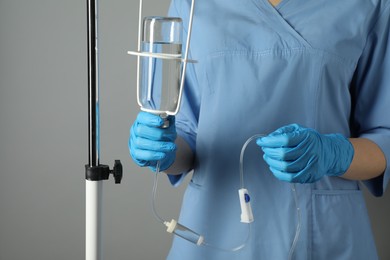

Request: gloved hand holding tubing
left=129, top=111, right=177, bottom=172
left=256, top=124, right=354, bottom=183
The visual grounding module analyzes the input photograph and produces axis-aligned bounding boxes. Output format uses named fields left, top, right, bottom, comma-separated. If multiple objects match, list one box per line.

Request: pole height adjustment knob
left=85, top=160, right=123, bottom=184
left=110, top=160, right=123, bottom=184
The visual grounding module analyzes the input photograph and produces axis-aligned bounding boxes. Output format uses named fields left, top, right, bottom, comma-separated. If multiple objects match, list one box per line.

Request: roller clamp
left=238, top=188, right=254, bottom=223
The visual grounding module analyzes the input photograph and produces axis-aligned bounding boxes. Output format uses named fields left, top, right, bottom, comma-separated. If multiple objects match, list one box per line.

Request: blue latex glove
left=129, top=112, right=177, bottom=172
left=256, top=124, right=354, bottom=183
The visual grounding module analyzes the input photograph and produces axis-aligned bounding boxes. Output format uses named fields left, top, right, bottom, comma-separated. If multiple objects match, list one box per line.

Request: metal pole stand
left=85, top=0, right=123, bottom=260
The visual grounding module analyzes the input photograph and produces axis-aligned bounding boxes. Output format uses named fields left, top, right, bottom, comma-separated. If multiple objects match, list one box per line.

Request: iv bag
left=139, top=17, right=183, bottom=115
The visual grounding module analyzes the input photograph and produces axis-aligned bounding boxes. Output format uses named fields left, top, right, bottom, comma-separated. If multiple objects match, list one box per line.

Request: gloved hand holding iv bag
left=129, top=111, right=177, bottom=172
left=256, top=124, right=354, bottom=183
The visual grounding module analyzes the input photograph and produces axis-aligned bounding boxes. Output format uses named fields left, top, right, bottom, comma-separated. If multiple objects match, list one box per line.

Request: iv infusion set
left=127, top=1, right=302, bottom=257
left=127, top=0, right=256, bottom=252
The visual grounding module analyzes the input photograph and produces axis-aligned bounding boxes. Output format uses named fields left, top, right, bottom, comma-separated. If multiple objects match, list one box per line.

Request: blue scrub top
left=166, top=0, right=390, bottom=259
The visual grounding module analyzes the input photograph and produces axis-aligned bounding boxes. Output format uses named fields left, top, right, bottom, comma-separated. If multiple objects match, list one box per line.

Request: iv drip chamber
left=165, top=219, right=205, bottom=246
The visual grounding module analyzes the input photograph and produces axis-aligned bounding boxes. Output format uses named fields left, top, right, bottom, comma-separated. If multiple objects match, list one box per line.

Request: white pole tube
left=86, top=180, right=103, bottom=260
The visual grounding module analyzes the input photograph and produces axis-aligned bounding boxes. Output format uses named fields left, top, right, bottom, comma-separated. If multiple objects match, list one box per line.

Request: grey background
left=0, top=0, right=389, bottom=259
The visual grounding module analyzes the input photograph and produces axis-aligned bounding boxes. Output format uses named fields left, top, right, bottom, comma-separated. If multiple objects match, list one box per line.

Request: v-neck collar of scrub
left=250, top=0, right=312, bottom=48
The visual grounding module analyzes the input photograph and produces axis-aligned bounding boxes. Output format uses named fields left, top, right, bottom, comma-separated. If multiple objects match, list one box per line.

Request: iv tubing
left=151, top=134, right=301, bottom=256
left=152, top=161, right=249, bottom=252
left=288, top=183, right=301, bottom=260
left=239, top=134, right=266, bottom=189
left=201, top=228, right=249, bottom=252
left=240, top=134, right=301, bottom=260
left=151, top=163, right=165, bottom=224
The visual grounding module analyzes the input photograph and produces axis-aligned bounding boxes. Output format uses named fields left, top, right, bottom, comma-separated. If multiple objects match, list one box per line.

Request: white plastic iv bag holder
left=127, top=0, right=197, bottom=116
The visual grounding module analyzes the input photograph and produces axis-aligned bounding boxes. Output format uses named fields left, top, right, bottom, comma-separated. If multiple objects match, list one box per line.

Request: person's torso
left=168, top=0, right=386, bottom=258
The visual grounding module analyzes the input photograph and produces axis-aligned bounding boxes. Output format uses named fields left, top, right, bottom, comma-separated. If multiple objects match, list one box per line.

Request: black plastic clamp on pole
left=85, top=160, right=123, bottom=184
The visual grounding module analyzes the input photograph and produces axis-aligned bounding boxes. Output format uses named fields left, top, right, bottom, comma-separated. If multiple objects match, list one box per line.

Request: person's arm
left=164, top=136, right=195, bottom=175
left=343, top=138, right=386, bottom=180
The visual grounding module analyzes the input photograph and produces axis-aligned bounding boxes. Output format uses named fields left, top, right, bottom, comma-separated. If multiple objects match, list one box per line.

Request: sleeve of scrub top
left=166, top=0, right=200, bottom=186
left=351, top=4, right=390, bottom=197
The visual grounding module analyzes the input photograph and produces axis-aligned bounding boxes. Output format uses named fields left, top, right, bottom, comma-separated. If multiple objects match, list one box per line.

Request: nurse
left=129, top=0, right=390, bottom=259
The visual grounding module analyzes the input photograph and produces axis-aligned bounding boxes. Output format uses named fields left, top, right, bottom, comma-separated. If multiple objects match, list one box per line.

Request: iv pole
left=85, top=0, right=194, bottom=258
left=85, top=1, right=122, bottom=260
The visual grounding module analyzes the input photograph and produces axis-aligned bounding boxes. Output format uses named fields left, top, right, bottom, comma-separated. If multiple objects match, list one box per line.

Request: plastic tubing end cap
left=165, top=219, right=177, bottom=233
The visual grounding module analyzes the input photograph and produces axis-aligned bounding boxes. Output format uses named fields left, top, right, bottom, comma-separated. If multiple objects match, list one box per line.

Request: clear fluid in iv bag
left=139, top=42, right=182, bottom=114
